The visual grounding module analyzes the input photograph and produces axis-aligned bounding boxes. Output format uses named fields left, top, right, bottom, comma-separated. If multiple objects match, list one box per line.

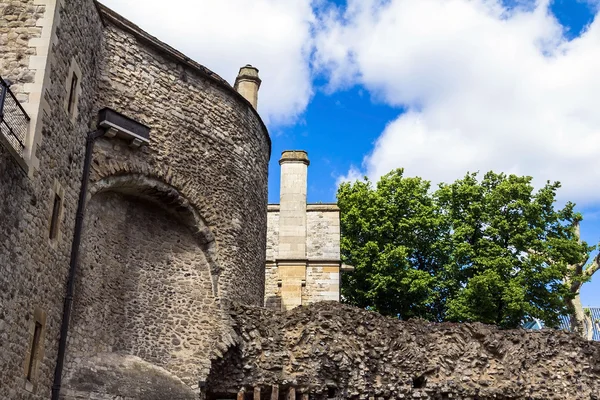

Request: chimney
left=278, top=150, right=309, bottom=260
left=234, top=64, right=261, bottom=109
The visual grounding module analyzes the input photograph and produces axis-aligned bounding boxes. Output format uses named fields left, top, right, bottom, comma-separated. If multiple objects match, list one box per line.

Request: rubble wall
left=207, top=302, right=600, bottom=400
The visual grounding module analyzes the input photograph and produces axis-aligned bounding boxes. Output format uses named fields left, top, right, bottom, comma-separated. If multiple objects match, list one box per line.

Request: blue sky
left=103, top=0, right=600, bottom=306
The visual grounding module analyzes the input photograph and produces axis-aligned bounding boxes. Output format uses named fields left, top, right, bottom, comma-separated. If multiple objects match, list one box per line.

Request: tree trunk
left=568, top=290, right=593, bottom=340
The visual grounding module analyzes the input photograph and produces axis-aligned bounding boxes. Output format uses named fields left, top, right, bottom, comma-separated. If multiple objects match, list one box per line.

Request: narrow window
left=27, top=322, right=42, bottom=382
left=67, top=73, right=78, bottom=115
left=49, top=193, right=61, bottom=239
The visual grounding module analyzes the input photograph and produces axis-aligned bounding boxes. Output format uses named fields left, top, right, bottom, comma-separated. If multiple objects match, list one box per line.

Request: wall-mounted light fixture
left=97, top=107, right=150, bottom=147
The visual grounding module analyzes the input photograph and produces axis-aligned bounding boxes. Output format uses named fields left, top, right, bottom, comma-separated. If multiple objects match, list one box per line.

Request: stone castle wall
left=0, top=1, right=270, bottom=398
left=0, top=0, right=45, bottom=100
left=208, top=302, right=600, bottom=400
left=62, top=191, right=228, bottom=394
left=0, top=0, right=104, bottom=398
left=95, top=8, right=270, bottom=306
left=306, top=205, right=340, bottom=259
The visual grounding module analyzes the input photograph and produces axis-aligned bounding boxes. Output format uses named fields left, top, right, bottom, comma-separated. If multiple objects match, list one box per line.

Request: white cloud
left=314, top=0, right=600, bottom=205
left=100, top=0, right=315, bottom=126
left=336, top=164, right=364, bottom=186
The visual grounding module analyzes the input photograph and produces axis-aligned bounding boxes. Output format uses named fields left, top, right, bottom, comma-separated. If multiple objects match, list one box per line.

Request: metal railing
left=0, top=76, right=30, bottom=159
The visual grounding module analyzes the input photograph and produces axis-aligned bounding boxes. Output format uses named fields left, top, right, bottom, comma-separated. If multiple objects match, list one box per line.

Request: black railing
left=0, top=76, right=30, bottom=158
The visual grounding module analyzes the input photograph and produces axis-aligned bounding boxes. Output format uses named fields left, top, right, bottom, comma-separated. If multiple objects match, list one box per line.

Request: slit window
left=67, top=74, right=78, bottom=115
left=27, top=322, right=42, bottom=382
left=49, top=193, right=61, bottom=240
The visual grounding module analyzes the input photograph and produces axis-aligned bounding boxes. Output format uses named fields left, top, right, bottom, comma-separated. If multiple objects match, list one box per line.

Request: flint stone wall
left=207, top=302, right=600, bottom=400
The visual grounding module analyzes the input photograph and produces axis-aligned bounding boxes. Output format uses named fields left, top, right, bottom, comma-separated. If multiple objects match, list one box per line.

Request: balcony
left=0, top=76, right=30, bottom=169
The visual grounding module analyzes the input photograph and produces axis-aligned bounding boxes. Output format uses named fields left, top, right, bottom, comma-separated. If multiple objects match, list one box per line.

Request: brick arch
left=88, top=173, right=221, bottom=297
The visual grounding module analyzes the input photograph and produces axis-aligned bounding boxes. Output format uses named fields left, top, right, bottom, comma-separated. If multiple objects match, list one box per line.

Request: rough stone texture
left=62, top=353, right=197, bottom=400
left=208, top=302, right=600, bottom=400
left=0, top=1, right=269, bottom=398
left=0, top=0, right=104, bottom=398
left=63, top=191, right=225, bottom=387
left=0, top=0, right=44, bottom=100
left=95, top=7, right=270, bottom=307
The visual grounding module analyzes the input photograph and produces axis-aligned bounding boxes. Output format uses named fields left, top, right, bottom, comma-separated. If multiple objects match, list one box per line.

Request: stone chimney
left=278, top=150, right=309, bottom=260
left=276, top=150, right=309, bottom=310
left=234, top=64, right=261, bottom=109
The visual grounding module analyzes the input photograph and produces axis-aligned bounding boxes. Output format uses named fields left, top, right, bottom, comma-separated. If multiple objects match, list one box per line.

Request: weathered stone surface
left=63, top=191, right=227, bottom=388
left=0, top=0, right=104, bottom=398
left=208, top=302, right=600, bottom=400
left=1, top=1, right=269, bottom=399
left=0, top=0, right=44, bottom=99
left=95, top=5, right=270, bottom=307
left=62, top=353, right=197, bottom=400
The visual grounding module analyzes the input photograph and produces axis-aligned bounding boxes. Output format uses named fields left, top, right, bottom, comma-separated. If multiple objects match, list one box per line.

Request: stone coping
left=94, top=1, right=271, bottom=158
left=265, top=259, right=342, bottom=265
left=279, top=150, right=309, bottom=166
left=267, top=203, right=340, bottom=212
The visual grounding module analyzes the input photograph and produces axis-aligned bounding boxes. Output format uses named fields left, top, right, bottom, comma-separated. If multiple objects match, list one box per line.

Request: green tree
left=338, top=169, right=591, bottom=329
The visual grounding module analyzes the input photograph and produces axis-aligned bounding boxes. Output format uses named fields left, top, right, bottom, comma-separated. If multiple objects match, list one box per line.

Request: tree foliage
left=338, top=169, right=591, bottom=329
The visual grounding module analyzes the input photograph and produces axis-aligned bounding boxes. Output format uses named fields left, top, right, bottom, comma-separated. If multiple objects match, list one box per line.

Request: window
left=67, top=73, right=78, bottom=116
left=64, top=58, right=82, bottom=123
left=24, top=308, right=46, bottom=392
left=49, top=193, right=61, bottom=240
left=26, top=322, right=42, bottom=382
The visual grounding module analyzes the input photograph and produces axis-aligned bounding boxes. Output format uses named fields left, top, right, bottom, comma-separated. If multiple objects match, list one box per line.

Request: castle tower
left=234, top=64, right=261, bottom=109
left=265, top=151, right=350, bottom=310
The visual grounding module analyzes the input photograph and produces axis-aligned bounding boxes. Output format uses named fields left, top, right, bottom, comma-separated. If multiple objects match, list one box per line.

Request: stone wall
left=0, top=0, right=104, bottom=398
left=1, top=1, right=270, bottom=398
left=0, top=0, right=45, bottom=99
left=306, top=205, right=340, bottom=260
left=95, top=5, right=270, bottom=307
left=62, top=190, right=226, bottom=392
left=1, top=0, right=62, bottom=172
left=266, top=206, right=280, bottom=261
left=207, top=302, right=600, bottom=400
left=265, top=204, right=342, bottom=310
left=303, top=264, right=340, bottom=304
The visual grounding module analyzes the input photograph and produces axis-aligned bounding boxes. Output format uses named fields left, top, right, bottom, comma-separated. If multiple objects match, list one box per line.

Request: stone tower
left=0, top=2, right=270, bottom=399
left=265, top=150, right=351, bottom=310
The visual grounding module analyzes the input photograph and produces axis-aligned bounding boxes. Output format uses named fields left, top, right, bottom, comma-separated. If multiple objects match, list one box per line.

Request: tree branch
left=584, top=253, right=600, bottom=279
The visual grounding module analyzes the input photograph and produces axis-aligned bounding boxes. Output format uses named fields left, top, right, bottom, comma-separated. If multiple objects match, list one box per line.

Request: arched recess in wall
left=88, top=173, right=221, bottom=296
left=63, top=173, right=225, bottom=391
